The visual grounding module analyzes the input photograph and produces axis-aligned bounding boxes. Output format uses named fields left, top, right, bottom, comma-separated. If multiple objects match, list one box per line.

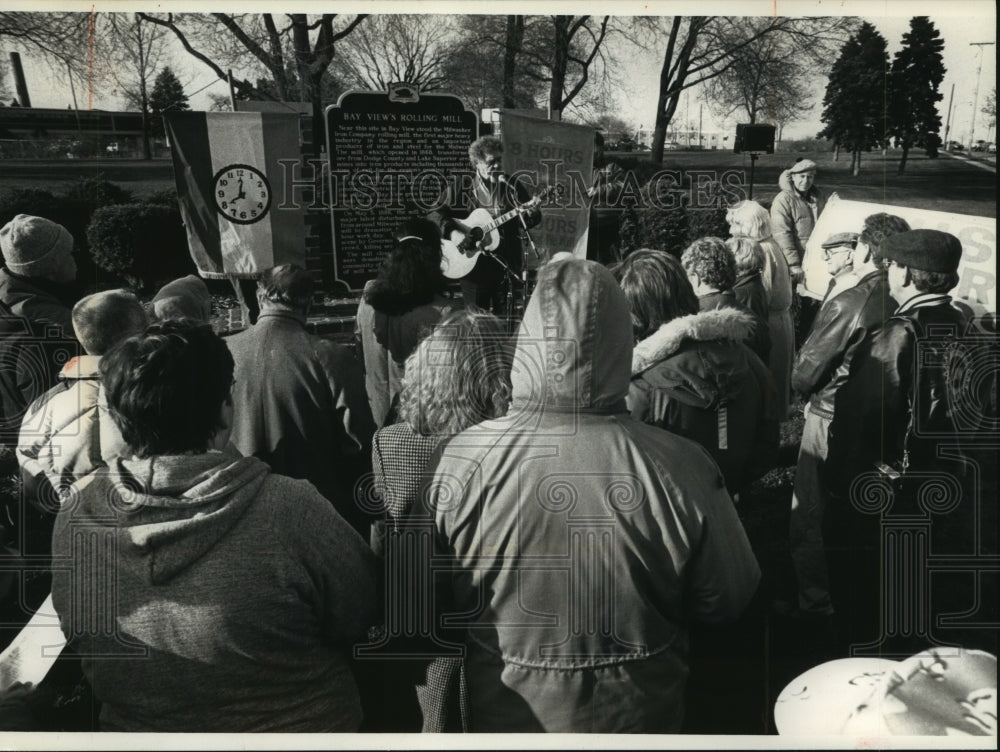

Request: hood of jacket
left=78, top=446, right=271, bottom=585
left=778, top=169, right=821, bottom=200
left=632, top=307, right=756, bottom=375
left=512, top=258, right=632, bottom=413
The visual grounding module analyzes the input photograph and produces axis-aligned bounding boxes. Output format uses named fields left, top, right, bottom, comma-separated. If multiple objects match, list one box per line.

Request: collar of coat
left=632, top=307, right=756, bottom=375
left=59, top=354, right=101, bottom=380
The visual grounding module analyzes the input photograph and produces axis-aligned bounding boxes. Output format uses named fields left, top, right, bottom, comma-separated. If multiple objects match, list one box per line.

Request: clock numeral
left=230, top=208, right=237, bottom=216
left=257, top=181, right=263, bottom=188
left=237, top=170, right=245, bottom=177
left=257, top=202, right=264, bottom=209
left=260, top=191, right=266, bottom=198
left=240, top=211, right=247, bottom=219
left=221, top=201, right=228, bottom=209
left=251, top=210, right=258, bottom=218
left=217, top=190, right=225, bottom=198
left=220, top=179, right=228, bottom=186
left=226, top=171, right=233, bottom=178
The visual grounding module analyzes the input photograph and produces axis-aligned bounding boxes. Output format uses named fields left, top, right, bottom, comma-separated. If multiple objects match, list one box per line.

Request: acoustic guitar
left=439, top=187, right=555, bottom=280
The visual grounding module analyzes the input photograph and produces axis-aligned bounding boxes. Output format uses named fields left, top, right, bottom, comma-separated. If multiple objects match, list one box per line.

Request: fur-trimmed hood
left=632, top=307, right=755, bottom=375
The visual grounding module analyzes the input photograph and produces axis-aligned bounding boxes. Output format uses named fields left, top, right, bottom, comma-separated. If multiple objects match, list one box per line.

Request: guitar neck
left=480, top=200, right=537, bottom=235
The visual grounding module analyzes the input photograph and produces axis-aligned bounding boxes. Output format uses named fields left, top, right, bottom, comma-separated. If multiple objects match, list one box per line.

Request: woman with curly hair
left=356, top=218, right=461, bottom=427
left=365, top=308, right=511, bottom=733
left=727, top=200, right=794, bottom=419
left=681, top=236, right=771, bottom=364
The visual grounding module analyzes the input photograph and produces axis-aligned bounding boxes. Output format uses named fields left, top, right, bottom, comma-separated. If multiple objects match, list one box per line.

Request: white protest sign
left=803, top=197, right=996, bottom=312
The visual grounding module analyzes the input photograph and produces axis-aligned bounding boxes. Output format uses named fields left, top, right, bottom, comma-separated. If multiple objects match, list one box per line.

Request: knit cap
left=0, top=214, right=74, bottom=277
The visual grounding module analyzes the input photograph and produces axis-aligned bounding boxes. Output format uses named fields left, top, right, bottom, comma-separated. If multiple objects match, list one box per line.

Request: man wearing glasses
left=818, top=231, right=861, bottom=304
left=429, top=135, right=542, bottom=315
left=783, top=225, right=901, bottom=625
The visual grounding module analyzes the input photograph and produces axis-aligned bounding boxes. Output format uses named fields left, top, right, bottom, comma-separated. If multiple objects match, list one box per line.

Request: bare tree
left=702, top=18, right=823, bottom=129
left=634, top=16, right=855, bottom=162
left=0, top=11, right=102, bottom=109
left=101, top=13, right=169, bottom=159
left=440, top=15, right=547, bottom=113
left=137, top=13, right=365, bottom=115
left=332, top=14, right=452, bottom=92
left=515, top=15, right=611, bottom=118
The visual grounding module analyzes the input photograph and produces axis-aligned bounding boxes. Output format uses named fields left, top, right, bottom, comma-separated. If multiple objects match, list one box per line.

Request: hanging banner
left=501, top=113, right=594, bottom=264
left=803, top=196, right=996, bottom=312
left=165, top=111, right=306, bottom=279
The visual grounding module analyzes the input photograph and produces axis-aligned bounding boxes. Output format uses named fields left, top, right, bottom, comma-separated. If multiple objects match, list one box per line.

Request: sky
left=2, top=0, right=997, bottom=146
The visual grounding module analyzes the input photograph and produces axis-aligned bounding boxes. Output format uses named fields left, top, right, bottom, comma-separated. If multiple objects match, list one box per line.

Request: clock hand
left=237, top=178, right=246, bottom=200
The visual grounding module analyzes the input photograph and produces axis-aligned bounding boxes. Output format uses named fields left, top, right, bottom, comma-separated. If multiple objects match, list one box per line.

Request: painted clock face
left=212, top=164, right=271, bottom=224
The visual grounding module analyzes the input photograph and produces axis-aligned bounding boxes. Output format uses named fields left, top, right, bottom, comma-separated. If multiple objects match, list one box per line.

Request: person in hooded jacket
left=356, top=218, right=461, bottom=427
left=412, top=257, right=761, bottom=732
left=617, top=248, right=778, bottom=495
left=49, top=320, right=378, bottom=732
left=770, top=159, right=828, bottom=282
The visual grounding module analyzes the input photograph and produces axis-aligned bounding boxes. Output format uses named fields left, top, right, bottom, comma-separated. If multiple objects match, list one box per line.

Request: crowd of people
left=0, top=145, right=994, bottom=734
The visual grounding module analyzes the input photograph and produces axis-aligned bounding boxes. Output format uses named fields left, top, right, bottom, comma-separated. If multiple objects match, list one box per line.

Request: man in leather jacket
left=823, top=229, right=980, bottom=655
left=785, top=214, right=909, bottom=619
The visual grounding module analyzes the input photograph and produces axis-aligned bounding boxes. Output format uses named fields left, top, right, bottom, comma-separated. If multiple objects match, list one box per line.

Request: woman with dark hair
left=356, top=218, right=461, bottom=427
left=364, top=308, right=512, bottom=732
left=616, top=248, right=778, bottom=494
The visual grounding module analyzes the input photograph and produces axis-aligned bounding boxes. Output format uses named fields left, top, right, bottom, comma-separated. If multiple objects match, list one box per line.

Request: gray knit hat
left=0, top=214, right=74, bottom=277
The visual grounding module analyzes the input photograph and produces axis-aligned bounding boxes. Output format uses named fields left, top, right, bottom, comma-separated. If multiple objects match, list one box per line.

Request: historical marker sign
left=325, top=85, right=479, bottom=292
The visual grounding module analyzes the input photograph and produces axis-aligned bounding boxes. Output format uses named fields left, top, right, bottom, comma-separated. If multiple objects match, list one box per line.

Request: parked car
left=946, top=141, right=965, bottom=151
left=105, top=142, right=120, bottom=153
left=988, top=142, right=997, bottom=154
left=664, top=141, right=681, bottom=150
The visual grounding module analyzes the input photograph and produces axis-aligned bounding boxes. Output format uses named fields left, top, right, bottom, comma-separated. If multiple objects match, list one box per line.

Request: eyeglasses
left=822, top=246, right=853, bottom=259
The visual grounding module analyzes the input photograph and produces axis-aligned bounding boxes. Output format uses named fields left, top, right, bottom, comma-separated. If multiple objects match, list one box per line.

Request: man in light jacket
left=770, top=159, right=828, bottom=283
left=413, top=257, right=761, bottom=732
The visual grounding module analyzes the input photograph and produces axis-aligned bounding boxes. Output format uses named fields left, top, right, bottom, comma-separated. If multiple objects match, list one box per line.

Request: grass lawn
left=610, top=148, right=997, bottom=218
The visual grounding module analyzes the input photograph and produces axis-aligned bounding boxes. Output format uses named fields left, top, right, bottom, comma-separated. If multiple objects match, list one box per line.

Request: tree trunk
left=851, top=149, right=861, bottom=176
left=898, top=144, right=910, bottom=174
left=138, top=41, right=152, bottom=160
left=502, top=15, right=524, bottom=108
left=548, top=17, right=570, bottom=117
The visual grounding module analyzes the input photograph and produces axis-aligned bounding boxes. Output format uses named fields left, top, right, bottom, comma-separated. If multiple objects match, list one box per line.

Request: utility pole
left=943, top=82, right=954, bottom=148
left=969, top=42, right=995, bottom=148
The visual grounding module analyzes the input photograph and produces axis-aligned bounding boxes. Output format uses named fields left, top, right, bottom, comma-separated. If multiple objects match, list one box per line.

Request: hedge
left=86, top=203, right=195, bottom=294
left=0, top=178, right=138, bottom=293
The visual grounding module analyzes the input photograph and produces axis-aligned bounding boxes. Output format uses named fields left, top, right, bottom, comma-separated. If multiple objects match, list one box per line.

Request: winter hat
left=883, top=229, right=963, bottom=274
left=152, top=275, right=212, bottom=323
left=0, top=214, right=74, bottom=277
left=789, top=159, right=818, bottom=174
left=821, top=231, right=860, bottom=249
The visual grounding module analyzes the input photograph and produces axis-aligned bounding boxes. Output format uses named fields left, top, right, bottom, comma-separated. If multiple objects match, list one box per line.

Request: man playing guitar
left=429, top=135, right=542, bottom=314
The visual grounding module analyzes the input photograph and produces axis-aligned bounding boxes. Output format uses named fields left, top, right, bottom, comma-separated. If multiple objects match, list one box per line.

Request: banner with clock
left=165, top=111, right=305, bottom=279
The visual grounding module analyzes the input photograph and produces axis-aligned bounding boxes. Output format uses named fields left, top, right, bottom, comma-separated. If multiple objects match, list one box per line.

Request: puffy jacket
left=792, top=269, right=897, bottom=419
left=0, top=268, right=78, bottom=447
left=698, top=289, right=771, bottom=365
left=17, top=354, right=125, bottom=496
left=629, top=307, right=779, bottom=493
left=770, top=170, right=827, bottom=273
left=417, top=259, right=760, bottom=732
